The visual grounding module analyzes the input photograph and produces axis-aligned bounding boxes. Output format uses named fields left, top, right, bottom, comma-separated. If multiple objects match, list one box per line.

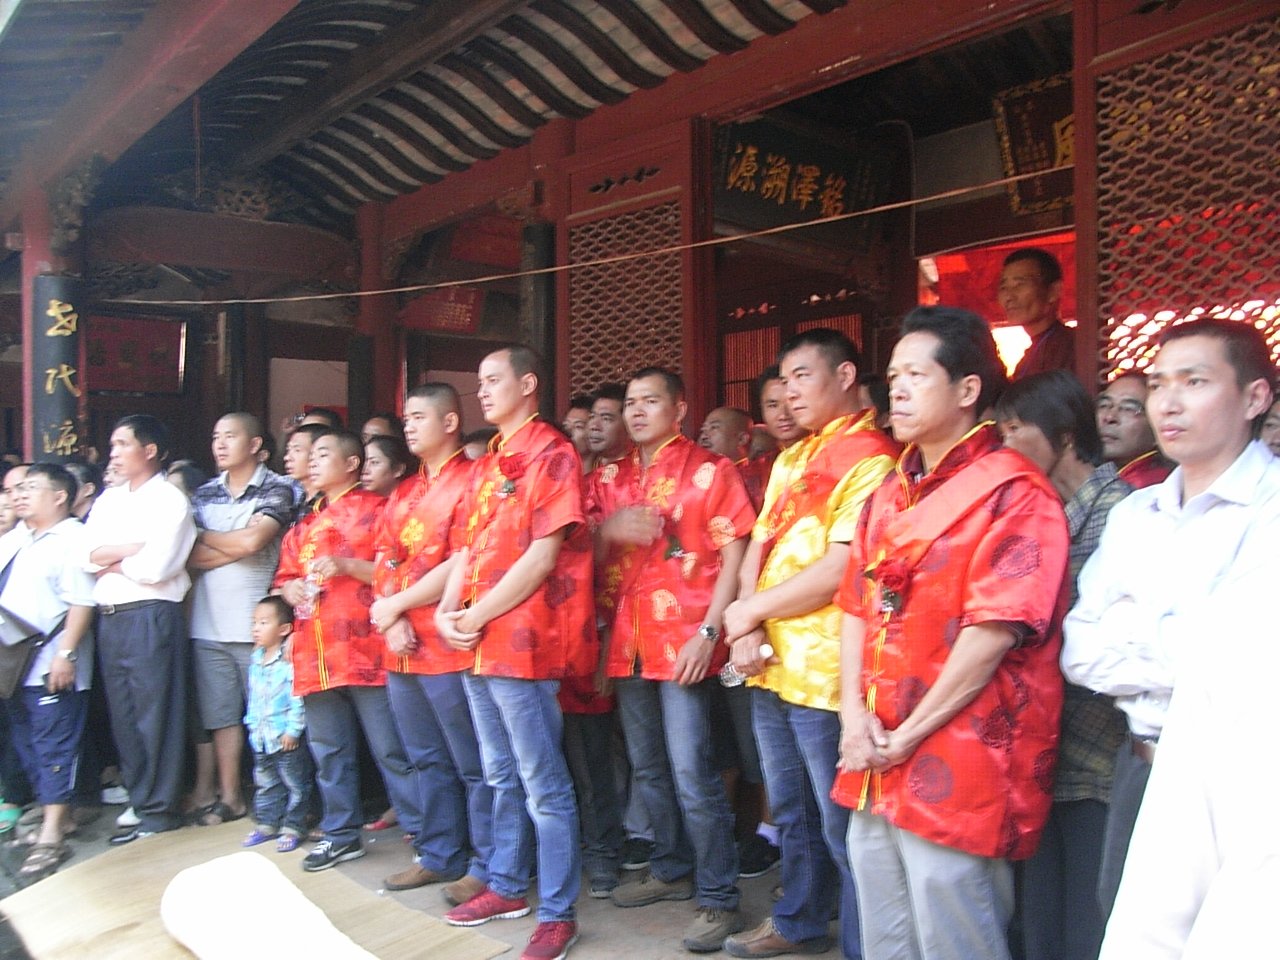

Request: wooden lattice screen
left=566, top=201, right=684, bottom=395
left=1094, top=13, right=1280, bottom=379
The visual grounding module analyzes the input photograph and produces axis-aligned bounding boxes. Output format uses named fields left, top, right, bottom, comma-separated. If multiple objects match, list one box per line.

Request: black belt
left=99, top=599, right=165, bottom=616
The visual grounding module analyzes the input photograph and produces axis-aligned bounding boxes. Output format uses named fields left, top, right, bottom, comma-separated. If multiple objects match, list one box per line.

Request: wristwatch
left=697, top=623, right=720, bottom=642
left=57, top=648, right=78, bottom=663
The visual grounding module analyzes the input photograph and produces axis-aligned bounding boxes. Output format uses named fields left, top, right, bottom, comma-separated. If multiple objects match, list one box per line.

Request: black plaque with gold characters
left=30, top=274, right=84, bottom=461
left=993, top=73, right=1074, bottom=216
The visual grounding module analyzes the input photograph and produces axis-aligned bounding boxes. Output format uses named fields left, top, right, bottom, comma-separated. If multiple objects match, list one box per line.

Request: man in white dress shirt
left=1098, top=558, right=1280, bottom=959
left=82, top=415, right=197, bottom=842
left=1062, top=317, right=1280, bottom=917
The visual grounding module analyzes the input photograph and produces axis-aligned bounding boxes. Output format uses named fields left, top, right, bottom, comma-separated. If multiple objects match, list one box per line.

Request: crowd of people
left=0, top=245, right=1276, bottom=960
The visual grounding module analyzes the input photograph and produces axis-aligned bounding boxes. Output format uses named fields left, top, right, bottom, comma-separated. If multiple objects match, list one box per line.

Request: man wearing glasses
left=1096, top=373, right=1171, bottom=489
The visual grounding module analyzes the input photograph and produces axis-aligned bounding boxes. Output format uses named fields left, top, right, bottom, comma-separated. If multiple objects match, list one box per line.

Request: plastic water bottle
left=296, top=572, right=322, bottom=620
left=720, top=643, right=774, bottom=687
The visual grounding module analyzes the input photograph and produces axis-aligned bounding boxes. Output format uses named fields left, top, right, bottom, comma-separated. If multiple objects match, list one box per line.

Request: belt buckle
left=101, top=604, right=116, bottom=616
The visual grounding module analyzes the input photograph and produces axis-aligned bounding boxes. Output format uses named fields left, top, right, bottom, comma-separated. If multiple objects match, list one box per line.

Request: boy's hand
left=281, top=734, right=299, bottom=751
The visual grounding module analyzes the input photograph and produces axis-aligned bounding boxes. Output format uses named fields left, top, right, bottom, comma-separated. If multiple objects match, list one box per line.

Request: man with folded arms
left=1063, top=318, right=1280, bottom=919
left=82, top=415, right=196, bottom=843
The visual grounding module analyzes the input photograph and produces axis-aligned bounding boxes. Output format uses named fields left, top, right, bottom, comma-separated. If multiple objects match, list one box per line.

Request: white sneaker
left=116, top=806, right=140, bottom=828
left=101, top=785, right=129, bottom=805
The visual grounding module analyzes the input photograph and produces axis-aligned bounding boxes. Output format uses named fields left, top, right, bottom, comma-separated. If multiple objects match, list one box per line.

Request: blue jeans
left=252, top=742, right=314, bottom=835
left=463, top=673, right=579, bottom=922
left=754, top=689, right=860, bottom=957
left=616, top=676, right=740, bottom=909
left=304, top=685, right=423, bottom=847
left=564, top=711, right=625, bottom=881
left=387, top=670, right=494, bottom=881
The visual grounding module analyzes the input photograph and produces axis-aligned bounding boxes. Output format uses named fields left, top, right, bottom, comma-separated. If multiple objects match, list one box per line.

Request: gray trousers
left=1097, top=742, right=1152, bottom=921
left=846, top=810, right=1013, bottom=960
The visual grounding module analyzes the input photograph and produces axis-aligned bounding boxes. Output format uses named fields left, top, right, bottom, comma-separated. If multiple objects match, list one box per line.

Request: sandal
left=276, top=833, right=301, bottom=853
left=194, top=801, right=247, bottom=827
left=0, top=804, right=21, bottom=836
left=17, top=823, right=78, bottom=845
left=19, top=841, right=71, bottom=879
left=243, top=828, right=277, bottom=847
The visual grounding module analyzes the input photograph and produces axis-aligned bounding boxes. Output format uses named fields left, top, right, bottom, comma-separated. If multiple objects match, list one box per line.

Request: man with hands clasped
left=831, top=307, right=1069, bottom=960
left=367, top=383, right=496, bottom=905
left=721, top=329, right=898, bottom=960
left=433, top=346, right=595, bottom=960
left=590, top=367, right=755, bottom=954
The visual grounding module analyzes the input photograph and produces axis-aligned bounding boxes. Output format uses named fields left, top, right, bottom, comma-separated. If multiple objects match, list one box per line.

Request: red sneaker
left=443, top=886, right=531, bottom=927
left=522, top=921, right=579, bottom=960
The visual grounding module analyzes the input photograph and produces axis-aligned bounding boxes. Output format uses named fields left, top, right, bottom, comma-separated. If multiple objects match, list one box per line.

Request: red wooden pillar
left=355, top=201, right=399, bottom=415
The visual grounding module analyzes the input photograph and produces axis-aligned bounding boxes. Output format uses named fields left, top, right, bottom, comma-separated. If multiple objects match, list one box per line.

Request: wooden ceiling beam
left=229, top=0, right=528, bottom=170
left=0, top=0, right=299, bottom=228
left=88, top=206, right=356, bottom=284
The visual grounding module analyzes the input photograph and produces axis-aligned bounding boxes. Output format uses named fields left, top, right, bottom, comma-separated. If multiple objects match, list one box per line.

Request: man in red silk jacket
left=834, top=307, right=1069, bottom=960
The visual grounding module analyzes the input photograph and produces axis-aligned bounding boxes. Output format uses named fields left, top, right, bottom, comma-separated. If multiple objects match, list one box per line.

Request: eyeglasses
left=1095, top=397, right=1146, bottom=419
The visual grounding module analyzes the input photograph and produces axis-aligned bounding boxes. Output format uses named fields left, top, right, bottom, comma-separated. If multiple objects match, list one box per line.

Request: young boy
left=242, top=595, right=312, bottom=853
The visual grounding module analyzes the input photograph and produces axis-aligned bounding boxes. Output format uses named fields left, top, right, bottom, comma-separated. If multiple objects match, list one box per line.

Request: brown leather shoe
left=442, top=873, right=487, bottom=906
left=724, top=917, right=833, bottom=958
left=384, top=863, right=461, bottom=891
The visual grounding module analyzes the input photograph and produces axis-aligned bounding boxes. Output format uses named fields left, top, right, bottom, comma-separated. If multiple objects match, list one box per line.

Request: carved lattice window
left=567, top=201, right=683, bottom=394
left=1095, top=14, right=1280, bottom=379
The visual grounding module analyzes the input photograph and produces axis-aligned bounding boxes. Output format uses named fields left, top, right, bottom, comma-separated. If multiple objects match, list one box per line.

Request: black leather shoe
left=109, top=827, right=155, bottom=846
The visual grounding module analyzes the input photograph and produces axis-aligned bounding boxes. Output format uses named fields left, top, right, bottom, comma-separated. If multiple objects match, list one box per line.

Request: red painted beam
left=0, top=0, right=299, bottom=229
left=88, top=206, right=356, bottom=283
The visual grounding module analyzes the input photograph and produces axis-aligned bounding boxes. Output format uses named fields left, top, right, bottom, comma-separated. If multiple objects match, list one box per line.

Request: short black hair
left=628, top=367, right=685, bottom=403
left=901, top=305, right=1008, bottom=414
left=290, top=422, right=329, bottom=445
left=407, top=382, right=462, bottom=417
left=462, top=427, right=498, bottom=446
left=567, top=394, right=594, bottom=414
left=63, top=457, right=103, bottom=497
left=217, top=412, right=266, bottom=441
left=258, top=430, right=277, bottom=462
left=25, top=462, right=77, bottom=509
left=1159, top=318, right=1275, bottom=391
left=364, top=412, right=404, bottom=438
left=858, top=373, right=890, bottom=418
left=113, top=414, right=172, bottom=465
left=315, top=428, right=365, bottom=469
left=1003, top=247, right=1063, bottom=286
left=994, top=370, right=1104, bottom=465
left=494, top=344, right=545, bottom=387
left=303, top=407, right=344, bottom=428
left=365, top=433, right=417, bottom=474
left=755, top=365, right=782, bottom=403
left=256, top=595, right=294, bottom=625
left=166, top=459, right=209, bottom=498
left=777, top=327, right=862, bottom=374
left=593, top=382, right=626, bottom=406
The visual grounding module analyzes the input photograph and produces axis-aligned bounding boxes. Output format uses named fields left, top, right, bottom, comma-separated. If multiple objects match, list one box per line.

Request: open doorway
left=712, top=13, right=1073, bottom=408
